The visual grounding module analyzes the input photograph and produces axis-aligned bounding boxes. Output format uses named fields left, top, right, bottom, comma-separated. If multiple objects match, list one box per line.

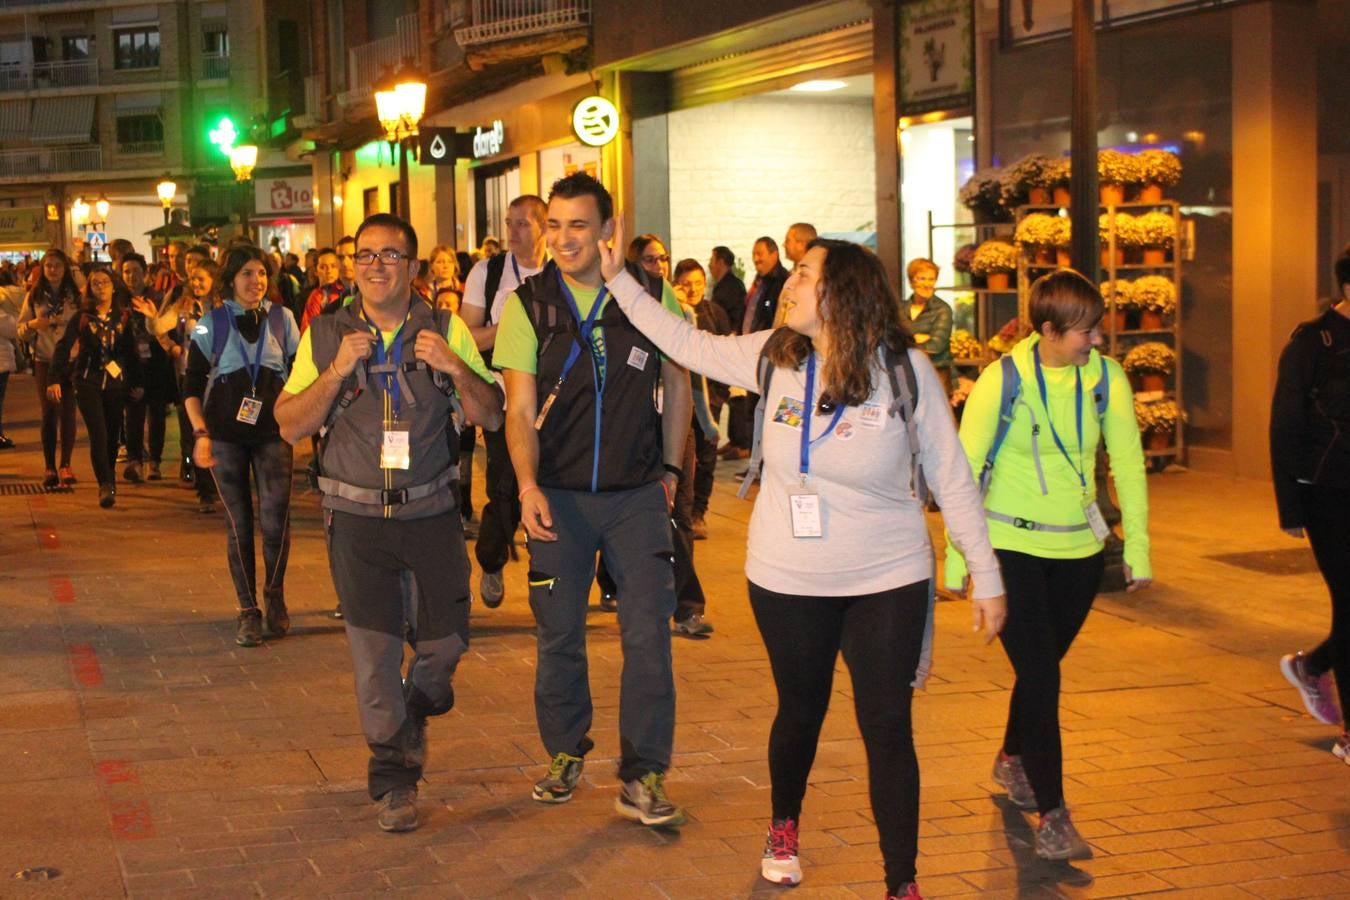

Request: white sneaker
left=480, top=569, right=505, bottom=609
left=760, top=817, right=802, bottom=885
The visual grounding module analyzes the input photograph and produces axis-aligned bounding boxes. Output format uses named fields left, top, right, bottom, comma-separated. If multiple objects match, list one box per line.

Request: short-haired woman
left=902, top=258, right=953, bottom=395
left=17, top=249, right=81, bottom=486
left=946, top=269, right=1151, bottom=860
left=183, top=245, right=301, bottom=647
left=600, top=223, right=1006, bottom=900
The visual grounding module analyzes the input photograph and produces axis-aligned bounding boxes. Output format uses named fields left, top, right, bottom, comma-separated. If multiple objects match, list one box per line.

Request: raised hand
left=598, top=211, right=626, bottom=283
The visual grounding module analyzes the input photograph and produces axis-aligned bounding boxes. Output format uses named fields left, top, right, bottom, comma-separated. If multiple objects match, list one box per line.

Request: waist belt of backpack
left=986, top=510, right=1091, bottom=532
left=317, top=466, right=457, bottom=507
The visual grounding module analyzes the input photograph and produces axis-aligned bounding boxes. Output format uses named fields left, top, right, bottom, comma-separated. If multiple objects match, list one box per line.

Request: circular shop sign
left=572, top=96, right=620, bottom=147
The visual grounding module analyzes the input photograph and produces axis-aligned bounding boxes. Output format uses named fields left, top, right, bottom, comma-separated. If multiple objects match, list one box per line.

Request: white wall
left=664, top=95, right=876, bottom=270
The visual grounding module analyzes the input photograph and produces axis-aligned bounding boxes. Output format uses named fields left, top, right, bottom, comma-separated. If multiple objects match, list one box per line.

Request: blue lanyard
left=366, top=315, right=408, bottom=419
left=1033, top=344, right=1086, bottom=490
left=555, top=268, right=608, bottom=384
left=511, top=254, right=521, bottom=286
left=236, top=316, right=267, bottom=397
left=798, top=353, right=845, bottom=479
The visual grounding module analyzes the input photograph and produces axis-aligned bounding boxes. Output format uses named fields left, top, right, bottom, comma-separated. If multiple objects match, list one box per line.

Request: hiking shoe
left=98, top=484, right=116, bottom=509
left=376, top=787, right=419, bottom=832
left=992, top=750, right=1037, bottom=809
left=480, top=569, right=505, bottom=609
left=147, top=461, right=162, bottom=481
left=887, top=884, right=924, bottom=899
left=264, top=591, right=290, bottom=637
left=43, top=469, right=59, bottom=489
left=235, top=608, right=263, bottom=647
left=1281, top=651, right=1342, bottom=725
left=1036, top=807, right=1091, bottom=860
left=760, top=817, right=802, bottom=885
left=123, top=462, right=143, bottom=484
left=533, top=750, right=586, bottom=803
left=1332, top=732, right=1350, bottom=765
left=673, top=614, right=714, bottom=637
left=599, top=592, right=618, bottom=613
left=59, top=466, right=77, bottom=485
left=691, top=516, right=708, bottom=540
left=330, top=604, right=344, bottom=620
left=616, top=771, right=685, bottom=827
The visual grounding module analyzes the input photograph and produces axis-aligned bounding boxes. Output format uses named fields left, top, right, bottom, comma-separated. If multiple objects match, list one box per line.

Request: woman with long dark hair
left=17, top=249, right=81, bottom=486
left=48, top=267, right=142, bottom=508
left=183, top=245, right=300, bottom=648
left=599, top=226, right=1005, bottom=900
left=161, top=259, right=221, bottom=513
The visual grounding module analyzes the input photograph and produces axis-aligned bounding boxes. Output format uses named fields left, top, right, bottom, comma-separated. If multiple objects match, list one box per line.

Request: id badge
left=1083, top=497, right=1111, bottom=542
left=789, top=487, right=823, bottom=539
left=105, top=360, right=122, bottom=379
left=381, top=428, right=411, bottom=470
left=236, top=396, right=263, bottom=425
left=137, top=340, right=152, bottom=361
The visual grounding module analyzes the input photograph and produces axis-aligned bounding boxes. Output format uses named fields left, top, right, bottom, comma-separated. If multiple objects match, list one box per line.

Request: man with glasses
left=460, top=194, right=547, bottom=610
left=275, top=213, right=502, bottom=834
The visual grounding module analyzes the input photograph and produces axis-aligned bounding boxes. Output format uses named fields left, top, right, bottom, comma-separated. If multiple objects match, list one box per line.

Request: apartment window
left=62, top=36, right=91, bottom=61
left=114, top=28, right=160, bottom=70
left=116, top=113, right=163, bottom=151
left=202, top=25, right=228, bottom=56
left=0, top=40, right=23, bottom=69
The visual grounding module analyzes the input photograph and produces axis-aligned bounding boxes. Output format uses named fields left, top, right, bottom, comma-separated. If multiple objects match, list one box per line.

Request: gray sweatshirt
left=606, top=270, right=1003, bottom=600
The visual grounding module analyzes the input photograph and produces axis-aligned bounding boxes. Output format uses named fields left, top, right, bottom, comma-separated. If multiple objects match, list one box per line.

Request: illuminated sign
left=208, top=116, right=239, bottom=157
left=572, top=96, right=619, bottom=147
left=472, top=120, right=505, bottom=158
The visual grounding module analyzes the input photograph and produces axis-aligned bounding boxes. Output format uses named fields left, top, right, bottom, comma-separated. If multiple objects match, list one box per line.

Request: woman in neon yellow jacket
left=946, top=269, right=1151, bottom=861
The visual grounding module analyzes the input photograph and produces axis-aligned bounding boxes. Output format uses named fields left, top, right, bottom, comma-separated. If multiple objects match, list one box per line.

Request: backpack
left=977, top=353, right=1111, bottom=495
left=738, top=335, right=927, bottom=503
left=481, top=253, right=509, bottom=326
left=202, top=303, right=290, bottom=408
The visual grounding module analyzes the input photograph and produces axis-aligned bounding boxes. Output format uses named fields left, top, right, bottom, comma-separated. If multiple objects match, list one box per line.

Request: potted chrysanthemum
left=1098, top=211, right=1141, bottom=267
left=1001, top=154, right=1056, bottom=206
left=1098, top=150, right=1140, bottom=205
left=1135, top=150, right=1182, bottom=203
left=1099, top=279, right=1133, bottom=332
left=960, top=168, right=1010, bottom=223
left=1042, top=158, right=1072, bottom=207
left=1135, top=211, right=1177, bottom=265
left=1123, top=341, right=1176, bottom=393
left=1014, top=213, right=1062, bottom=265
left=1134, top=397, right=1184, bottom=451
left=970, top=239, right=1019, bottom=291
left=1129, top=275, right=1176, bottom=329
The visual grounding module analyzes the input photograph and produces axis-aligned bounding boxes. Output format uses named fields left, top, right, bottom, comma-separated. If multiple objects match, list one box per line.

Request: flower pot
left=1147, top=430, right=1172, bottom=451
left=1053, top=186, right=1071, bottom=207
left=1028, top=187, right=1051, bottom=205
left=1138, top=183, right=1164, bottom=203
left=1142, top=373, right=1167, bottom=393
left=986, top=272, right=1011, bottom=291
left=1056, top=248, right=1071, bottom=266
left=1140, top=310, right=1164, bottom=330
left=1126, top=247, right=1144, bottom=264
left=1100, top=247, right=1125, bottom=267
left=1143, top=247, right=1167, bottom=265
left=1108, top=308, right=1128, bottom=333
left=1034, top=247, right=1055, bottom=265
left=1100, top=183, right=1126, bottom=206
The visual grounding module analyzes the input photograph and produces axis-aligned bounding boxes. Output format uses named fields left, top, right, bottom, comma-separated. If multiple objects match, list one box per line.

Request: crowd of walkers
left=12, top=185, right=1349, bottom=899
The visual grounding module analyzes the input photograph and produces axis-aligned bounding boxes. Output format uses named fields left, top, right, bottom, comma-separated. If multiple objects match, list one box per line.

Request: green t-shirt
left=492, top=277, right=685, bottom=375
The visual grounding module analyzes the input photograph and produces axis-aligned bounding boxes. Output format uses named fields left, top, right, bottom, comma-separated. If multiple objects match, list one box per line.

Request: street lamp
left=228, top=143, right=258, bottom=182
left=94, top=194, right=110, bottom=224
left=374, top=60, right=427, bottom=218
left=156, top=177, right=177, bottom=225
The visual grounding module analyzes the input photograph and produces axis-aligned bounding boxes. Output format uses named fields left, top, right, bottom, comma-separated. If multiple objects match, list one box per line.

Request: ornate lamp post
left=156, top=177, right=177, bottom=225
left=373, top=60, right=427, bottom=219
left=228, top=144, right=258, bottom=182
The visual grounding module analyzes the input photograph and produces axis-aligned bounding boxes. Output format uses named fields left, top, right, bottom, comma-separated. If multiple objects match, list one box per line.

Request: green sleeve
left=1101, top=357, right=1152, bottom=579
left=943, top=359, right=1004, bottom=589
left=444, top=313, right=495, bottom=384
left=659, top=282, right=684, bottom=317
left=489, top=292, right=538, bottom=375
left=282, top=328, right=319, bottom=395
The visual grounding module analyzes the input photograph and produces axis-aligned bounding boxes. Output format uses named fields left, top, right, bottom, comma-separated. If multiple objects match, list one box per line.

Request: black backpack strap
left=482, top=253, right=509, bottom=326
left=883, top=346, right=927, bottom=503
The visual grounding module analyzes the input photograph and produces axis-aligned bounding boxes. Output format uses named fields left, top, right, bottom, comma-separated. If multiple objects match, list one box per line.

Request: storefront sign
left=254, top=176, right=314, bottom=217
left=572, top=96, right=620, bottom=147
left=472, top=120, right=506, bottom=159
left=0, top=207, right=49, bottom=247
left=898, top=0, right=974, bottom=117
left=1001, top=0, right=1245, bottom=46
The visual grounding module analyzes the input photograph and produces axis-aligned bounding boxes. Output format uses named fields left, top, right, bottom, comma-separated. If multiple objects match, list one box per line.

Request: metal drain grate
left=0, top=482, right=59, bottom=496
left=1203, top=547, right=1320, bottom=576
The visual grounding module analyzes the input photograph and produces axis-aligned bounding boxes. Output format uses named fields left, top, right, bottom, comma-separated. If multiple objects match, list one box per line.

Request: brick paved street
left=3, top=374, right=1349, bottom=899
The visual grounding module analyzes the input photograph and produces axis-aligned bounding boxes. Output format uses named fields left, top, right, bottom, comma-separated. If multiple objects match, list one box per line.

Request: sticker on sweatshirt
left=626, top=346, right=649, bottom=371
left=859, top=402, right=884, bottom=430
left=772, top=396, right=804, bottom=429
left=833, top=419, right=855, bottom=442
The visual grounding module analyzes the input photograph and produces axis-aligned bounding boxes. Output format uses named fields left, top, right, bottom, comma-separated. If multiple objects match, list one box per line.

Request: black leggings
left=1301, top=483, right=1350, bottom=713
left=996, top=549, right=1103, bottom=815
left=749, top=579, right=928, bottom=892
left=74, top=382, right=124, bottom=487
left=34, top=360, right=77, bottom=469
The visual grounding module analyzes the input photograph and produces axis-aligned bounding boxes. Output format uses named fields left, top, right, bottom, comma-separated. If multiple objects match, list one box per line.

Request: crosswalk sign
left=87, top=231, right=106, bottom=251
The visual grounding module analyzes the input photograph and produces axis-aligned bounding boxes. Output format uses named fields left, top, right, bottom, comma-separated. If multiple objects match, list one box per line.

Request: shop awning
left=0, top=100, right=29, bottom=143
left=30, top=96, right=96, bottom=145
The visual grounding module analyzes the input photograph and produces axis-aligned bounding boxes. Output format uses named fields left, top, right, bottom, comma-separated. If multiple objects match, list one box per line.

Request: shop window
left=62, top=36, right=91, bottom=61
left=116, top=113, right=164, bottom=153
left=114, top=28, right=160, bottom=70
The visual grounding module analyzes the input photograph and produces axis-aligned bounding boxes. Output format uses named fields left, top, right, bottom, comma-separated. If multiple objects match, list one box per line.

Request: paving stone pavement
left=2, top=373, right=1349, bottom=899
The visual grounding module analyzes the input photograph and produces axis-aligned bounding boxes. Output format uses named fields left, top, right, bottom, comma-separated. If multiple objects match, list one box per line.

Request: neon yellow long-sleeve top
left=945, top=334, right=1151, bottom=586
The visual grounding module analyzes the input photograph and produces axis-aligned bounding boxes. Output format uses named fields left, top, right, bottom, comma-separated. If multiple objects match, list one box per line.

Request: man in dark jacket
left=742, top=236, right=789, bottom=335
left=707, top=246, right=745, bottom=335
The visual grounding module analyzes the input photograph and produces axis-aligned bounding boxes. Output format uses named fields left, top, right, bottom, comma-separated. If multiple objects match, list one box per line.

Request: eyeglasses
left=354, top=250, right=407, bottom=266
left=642, top=254, right=670, bottom=265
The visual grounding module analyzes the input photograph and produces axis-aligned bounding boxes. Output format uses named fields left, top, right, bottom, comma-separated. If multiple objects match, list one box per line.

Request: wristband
left=662, top=463, right=683, bottom=480
left=519, top=484, right=542, bottom=502
left=193, top=428, right=209, bottom=438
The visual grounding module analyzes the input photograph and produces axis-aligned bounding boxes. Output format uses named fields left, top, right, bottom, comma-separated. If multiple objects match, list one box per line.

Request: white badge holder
left=1082, top=497, right=1111, bottom=542
left=381, top=427, right=411, bottom=470
left=789, top=481, right=823, bottom=539
left=236, top=396, right=263, bottom=425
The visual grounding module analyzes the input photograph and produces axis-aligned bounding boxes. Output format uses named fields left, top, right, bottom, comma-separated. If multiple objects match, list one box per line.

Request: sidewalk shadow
left=994, top=796, right=1094, bottom=896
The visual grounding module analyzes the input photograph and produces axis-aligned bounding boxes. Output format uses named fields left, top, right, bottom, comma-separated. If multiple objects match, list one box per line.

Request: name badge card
left=105, top=360, right=122, bottom=379
left=381, top=429, right=411, bottom=470
left=1083, top=497, right=1111, bottom=542
left=789, top=487, right=823, bottom=539
left=236, top=396, right=263, bottom=425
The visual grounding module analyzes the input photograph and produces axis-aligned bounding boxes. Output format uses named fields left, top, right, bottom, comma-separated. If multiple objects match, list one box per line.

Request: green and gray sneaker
left=532, top=750, right=585, bottom=803
left=616, top=771, right=686, bottom=827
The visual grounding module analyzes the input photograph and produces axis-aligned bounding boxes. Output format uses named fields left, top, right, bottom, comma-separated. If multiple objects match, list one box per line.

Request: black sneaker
left=599, top=593, right=617, bottom=613
left=330, top=604, right=344, bottom=620
left=616, top=772, right=685, bottom=827
left=532, top=750, right=585, bottom=803
left=0, top=435, right=14, bottom=450
left=264, top=591, right=289, bottom=637
left=147, top=461, right=162, bottom=481
left=673, top=614, right=713, bottom=637
left=376, top=786, right=419, bottom=832
left=43, top=469, right=59, bottom=489
left=236, top=608, right=263, bottom=647
left=123, top=462, right=143, bottom=484
left=98, top=484, right=116, bottom=509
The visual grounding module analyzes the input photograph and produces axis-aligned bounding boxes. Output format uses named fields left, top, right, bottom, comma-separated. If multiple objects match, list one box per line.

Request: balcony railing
left=201, top=54, right=229, bottom=80
left=117, top=140, right=164, bottom=155
left=0, top=59, right=99, bottom=92
left=454, top=0, right=589, bottom=47
left=0, top=144, right=101, bottom=178
left=345, top=13, right=420, bottom=98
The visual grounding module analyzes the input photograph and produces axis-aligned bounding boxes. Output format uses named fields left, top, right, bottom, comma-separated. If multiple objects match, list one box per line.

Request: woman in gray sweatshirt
left=599, top=229, right=1004, bottom=900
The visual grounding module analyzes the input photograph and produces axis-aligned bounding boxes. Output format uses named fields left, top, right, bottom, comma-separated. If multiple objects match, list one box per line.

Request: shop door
left=474, top=160, right=520, bottom=250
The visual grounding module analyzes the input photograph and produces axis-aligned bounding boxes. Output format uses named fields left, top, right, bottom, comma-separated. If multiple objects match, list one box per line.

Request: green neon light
left=208, top=117, right=239, bottom=156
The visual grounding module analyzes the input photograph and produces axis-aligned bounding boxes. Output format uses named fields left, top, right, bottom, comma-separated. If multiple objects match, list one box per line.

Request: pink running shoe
left=760, top=817, right=801, bottom=885
left=1280, top=651, right=1342, bottom=725
left=886, top=884, right=924, bottom=899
